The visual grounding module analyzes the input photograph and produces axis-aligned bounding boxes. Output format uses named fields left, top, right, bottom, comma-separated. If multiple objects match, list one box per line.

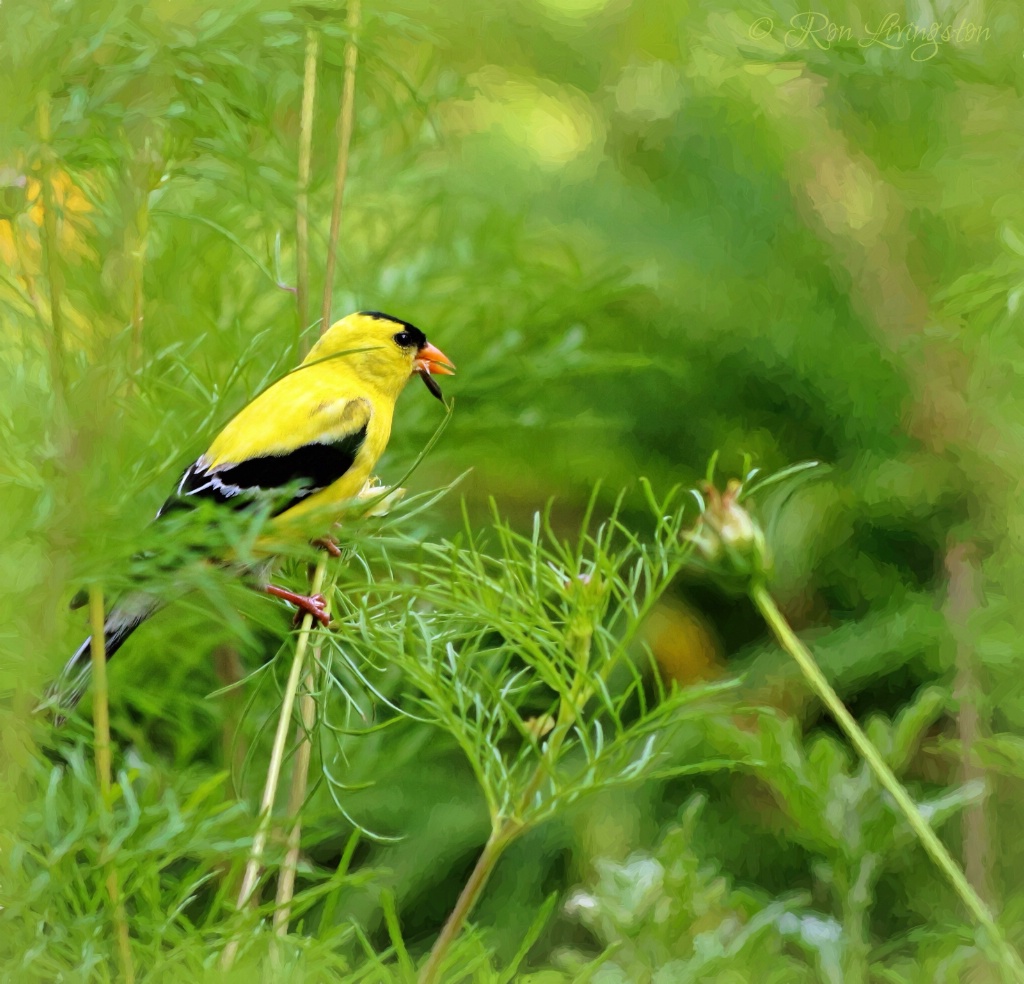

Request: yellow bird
left=44, top=311, right=454, bottom=717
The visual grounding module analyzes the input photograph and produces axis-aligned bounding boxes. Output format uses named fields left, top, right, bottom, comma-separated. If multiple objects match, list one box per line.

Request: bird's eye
left=393, top=330, right=412, bottom=348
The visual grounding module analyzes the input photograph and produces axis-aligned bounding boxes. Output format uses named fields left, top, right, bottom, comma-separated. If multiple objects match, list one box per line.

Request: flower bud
left=685, top=479, right=771, bottom=586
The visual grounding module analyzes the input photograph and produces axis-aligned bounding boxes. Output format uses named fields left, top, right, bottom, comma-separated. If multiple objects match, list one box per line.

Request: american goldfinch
left=44, top=311, right=454, bottom=718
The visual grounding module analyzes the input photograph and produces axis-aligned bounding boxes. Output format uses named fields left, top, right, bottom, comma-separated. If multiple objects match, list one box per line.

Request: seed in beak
left=420, top=371, right=445, bottom=401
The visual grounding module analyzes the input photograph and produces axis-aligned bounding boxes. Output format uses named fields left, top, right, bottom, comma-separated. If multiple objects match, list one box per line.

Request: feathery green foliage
left=3, top=0, right=1024, bottom=980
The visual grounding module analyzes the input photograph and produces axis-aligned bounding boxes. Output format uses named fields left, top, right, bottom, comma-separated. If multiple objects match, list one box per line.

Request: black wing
left=158, top=425, right=369, bottom=518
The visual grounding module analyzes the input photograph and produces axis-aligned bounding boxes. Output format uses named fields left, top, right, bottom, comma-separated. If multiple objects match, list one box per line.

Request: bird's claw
left=312, top=535, right=343, bottom=558
left=293, top=592, right=330, bottom=628
left=264, top=584, right=332, bottom=628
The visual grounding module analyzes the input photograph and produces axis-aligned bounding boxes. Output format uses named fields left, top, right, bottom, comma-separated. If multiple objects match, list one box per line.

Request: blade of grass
left=153, top=210, right=283, bottom=288
left=381, top=888, right=415, bottom=980
left=318, top=829, right=361, bottom=934
left=496, top=892, right=557, bottom=984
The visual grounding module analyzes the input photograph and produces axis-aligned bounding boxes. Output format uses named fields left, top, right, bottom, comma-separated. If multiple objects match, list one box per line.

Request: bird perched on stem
left=42, top=311, right=454, bottom=718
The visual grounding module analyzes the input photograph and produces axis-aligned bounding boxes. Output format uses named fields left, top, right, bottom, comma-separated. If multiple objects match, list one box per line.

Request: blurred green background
left=3, top=0, right=1024, bottom=980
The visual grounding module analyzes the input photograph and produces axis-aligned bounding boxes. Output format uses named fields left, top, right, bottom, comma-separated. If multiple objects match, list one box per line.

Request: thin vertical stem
left=129, top=157, right=150, bottom=378
left=36, top=92, right=68, bottom=433
left=89, top=588, right=135, bottom=984
left=946, top=543, right=993, bottom=903
left=221, top=557, right=329, bottom=970
left=320, top=0, right=362, bottom=335
left=750, top=580, right=1024, bottom=983
left=275, top=566, right=340, bottom=942
left=273, top=615, right=330, bottom=935
left=89, top=588, right=113, bottom=802
left=838, top=854, right=877, bottom=984
left=35, top=102, right=77, bottom=633
left=296, top=28, right=320, bottom=353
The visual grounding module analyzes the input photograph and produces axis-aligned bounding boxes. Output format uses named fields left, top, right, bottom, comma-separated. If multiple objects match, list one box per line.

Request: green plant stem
left=89, top=589, right=113, bottom=801
left=129, top=171, right=150, bottom=379
left=272, top=673, right=318, bottom=936
left=419, top=629, right=593, bottom=984
left=417, top=824, right=513, bottom=984
left=750, top=580, right=1024, bottom=983
left=296, top=27, right=319, bottom=352
left=417, top=725, right=570, bottom=984
left=221, top=556, right=329, bottom=970
left=89, top=588, right=135, bottom=984
left=319, top=0, right=361, bottom=335
left=946, top=542, right=993, bottom=905
left=36, top=92, right=68, bottom=438
left=273, top=576, right=334, bottom=936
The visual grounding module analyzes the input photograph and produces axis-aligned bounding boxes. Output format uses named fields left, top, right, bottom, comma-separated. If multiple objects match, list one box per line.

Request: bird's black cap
left=361, top=311, right=427, bottom=350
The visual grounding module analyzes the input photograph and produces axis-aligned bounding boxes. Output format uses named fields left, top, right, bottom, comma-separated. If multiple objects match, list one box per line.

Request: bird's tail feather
left=39, top=592, right=161, bottom=724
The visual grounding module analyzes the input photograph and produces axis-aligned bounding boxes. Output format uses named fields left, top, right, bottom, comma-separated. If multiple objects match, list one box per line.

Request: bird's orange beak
left=414, top=342, right=455, bottom=376
left=414, top=341, right=454, bottom=402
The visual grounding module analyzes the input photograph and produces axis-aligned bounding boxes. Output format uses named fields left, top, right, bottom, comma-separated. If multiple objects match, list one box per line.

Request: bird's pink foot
left=264, top=584, right=331, bottom=627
